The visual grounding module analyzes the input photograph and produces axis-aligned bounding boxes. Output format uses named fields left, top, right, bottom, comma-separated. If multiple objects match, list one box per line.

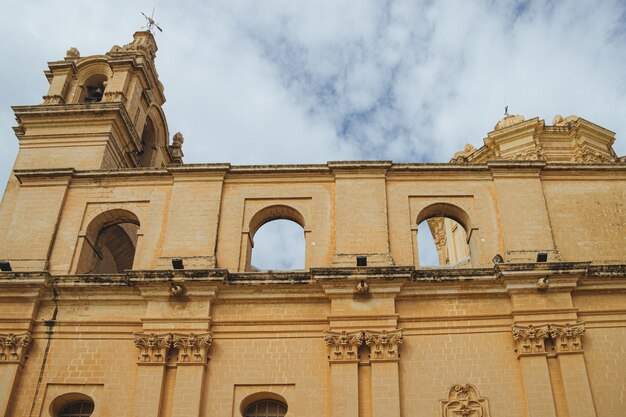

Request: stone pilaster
left=0, top=332, right=32, bottom=416
left=511, top=324, right=557, bottom=417
left=132, top=333, right=172, bottom=417
left=365, top=330, right=403, bottom=417
left=170, top=333, right=212, bottom=417
left=549, top=323, right=596, bottom=417
left=324, top=330, right=363, bottom=417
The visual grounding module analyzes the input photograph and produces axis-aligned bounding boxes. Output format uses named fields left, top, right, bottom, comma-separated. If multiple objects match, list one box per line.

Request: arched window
left=59, top=400, right=94, bottom=417
left=139, top=117, right=156, bottom=167
left=246, top=205, right=306, bottom=272
left=250, top=219, right=305, bottom=271
left=244, top=399, right=287, bottom=417
left=80, top=74, right=107, bottom=103
left=416, top=203, right=473, bottom=268
left=76, top=209, right=140, bottom=274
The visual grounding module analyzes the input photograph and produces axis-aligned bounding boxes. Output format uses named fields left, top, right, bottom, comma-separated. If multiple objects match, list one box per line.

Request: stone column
left=549, top=323, right=596, bottom=417
left=170, top=333, right=213, bottom=417
left=324, top=330, right=363, bottom=417
left=512, top=324, right=557, bottom=417
left=365, top=330, right=403, bottom=417
left=0, top=332, right=32, bottom=416
left=132, top=333, right=172, bottom=417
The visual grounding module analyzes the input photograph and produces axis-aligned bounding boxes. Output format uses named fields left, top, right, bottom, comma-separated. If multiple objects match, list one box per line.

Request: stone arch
left=49, top=392, right=95, bottom=417
left=240, top=392, right=288, bottom=417
left=244, top=205, right=306, bottom=271
left=416, top=203, right=474, bottom=268
left=75, top=209, right=140, bottom=274
left=139, top=105, right=169, bottom=167
left=74, top=58, right=112, bottom=103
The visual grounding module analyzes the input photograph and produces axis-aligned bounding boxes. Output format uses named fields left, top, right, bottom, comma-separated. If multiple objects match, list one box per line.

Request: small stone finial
left=172, top=132, right=184, bottom=147
left=552, top=114, right=579, bottom=126
left=65, top=47, right=80, bottom=59
left=450, top=143, right=476, bottom=164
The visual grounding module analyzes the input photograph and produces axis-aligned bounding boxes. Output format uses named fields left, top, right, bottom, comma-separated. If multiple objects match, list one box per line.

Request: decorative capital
left=172, top=332, right=213, bottom=364
left=323, top=330, right=363, bottom=362
left=572, top=146, right=615, bottom=163
left=102, top=91, right=126, bottom=103
left=42, top=95, right=64, bottom=105
left=364, top=329, right=403, bottom=361
left=0, top=332, right=33, bottom=364
left=549, top=323, right=585, bottom=353
left=512, top=324, right=550, bottom=355
left=133, top=332, right=173, bottom=363
left=439, top=384, right=491, bottom=417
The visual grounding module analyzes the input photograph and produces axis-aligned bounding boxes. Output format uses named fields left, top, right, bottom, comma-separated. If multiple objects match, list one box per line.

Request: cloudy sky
left=1, top=1, right=625, bottom=269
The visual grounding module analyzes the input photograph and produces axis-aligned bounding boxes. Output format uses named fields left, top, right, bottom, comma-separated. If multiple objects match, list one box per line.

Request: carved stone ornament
left=511, top=148, right=545, bottom=161
left=323, top=330, right=363, bottom=362
left=65, top=47, right=80, bottom=59
left=133, top=332, right=173, bottom=363
left=450, top=143, right=476, bottom=164
left=494, top=114, right=525, bottom=131
left=102, top=91, right=126, bottom=103
left=42, top=95, right=64, bottom=105
left=439, top=384, right=491, bottom=417
left=109, top=32, right=157, bottom=60
left=364, top=329, right=403, bottom=360
left=172, top=332, right=213, bottom=363
left=571, top=146, right=615, bottom=163
left=552, top=114, right=579, bottom=126
left=0, top=332, right=33, bottom=364
left=548, top=323, right=585, bottom=353
left=511, top=324, right=550, bottom=355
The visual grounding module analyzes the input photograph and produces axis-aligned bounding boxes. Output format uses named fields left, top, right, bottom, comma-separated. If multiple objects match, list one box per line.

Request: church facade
left=0, top=32, right=625, bottom=417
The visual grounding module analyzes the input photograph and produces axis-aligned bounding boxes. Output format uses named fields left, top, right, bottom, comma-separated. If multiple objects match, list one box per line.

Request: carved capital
left=172, top=332, right=213, bottom=363
left=572, top=146, right=615, bottom=163
left=324, top=330, right=363, bottom=362
left=0, top=332, right=32, bottom=364
left=512, top=324, right=550, bottom=355
left=133, top=332, right=172, bottom=363
left=42, top=95, right=64, bottom=105
left=549, top=323, right=585, bottom=353
left=439, top=384, right=491, bottom=417
left=102, top=91, right=126, bottom=103
left=364, top=329, right=403, bottom=361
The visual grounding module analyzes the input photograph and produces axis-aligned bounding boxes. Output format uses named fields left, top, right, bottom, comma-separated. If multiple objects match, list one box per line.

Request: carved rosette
left=512, top=324, right=550, bottom=355
left=172, top=332, right=213, bottom=363
left=548, top=323, right=585, bottom=353
left=0, top=332, right=33, bottom=364
left=133, top=332, right=173, bottom=363
left=439, top=384, right=491, bottom=417
left=364, top=329, right=403, bottom=361
left=324, top=330, right=363, bottom=362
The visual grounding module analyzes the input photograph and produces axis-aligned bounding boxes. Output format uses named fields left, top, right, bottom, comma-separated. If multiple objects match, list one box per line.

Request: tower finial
left=141, top=8, right=163, bottom=33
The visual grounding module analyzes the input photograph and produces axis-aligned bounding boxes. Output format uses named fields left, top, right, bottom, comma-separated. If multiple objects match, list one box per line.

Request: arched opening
left=139, top=117, right=157, bottom=167
left=244, top=399, right=287, bottom=417
left=79, top=74, right=107, bottom=103
left=76, top=209, right=140, bottom=274
left=250, top=219, right=305, bottom=271
left=49, top=393, right=94, bottom=417
left=416, top=203, right=473, bottom=268
left=246, top=205, right=306, bottom=272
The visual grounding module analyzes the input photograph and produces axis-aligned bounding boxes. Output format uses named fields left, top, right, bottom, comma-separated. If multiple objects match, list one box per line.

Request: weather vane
left=141, top=8, right=163, bottom=33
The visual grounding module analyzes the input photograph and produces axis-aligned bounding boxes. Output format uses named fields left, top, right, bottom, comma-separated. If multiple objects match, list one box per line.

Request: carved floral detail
left=42, top=95, right=64, bottom=105
left=172, top=332, right=213, bottom=363
left=439, top=384, right=491, bottom=417
left=512, top=324, right=550, bottom=354
left=511, top=148, right=545, bottom=161
left=133, top=332, right=173, bottom=363
left=0, top=332, right=32, bottom=363
left=571, top=146, right=615, bottom=163
left=109, top=33, right=157, bottom=60
left=548, top=323, right=585, bottom=353
left=364, top=329, right=403, bottom=360
left=323, top=330, right=363, bottom=362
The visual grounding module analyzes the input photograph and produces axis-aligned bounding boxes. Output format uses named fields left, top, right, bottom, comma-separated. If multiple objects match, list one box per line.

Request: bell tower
left=11, top=31, right=183, bottom=171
